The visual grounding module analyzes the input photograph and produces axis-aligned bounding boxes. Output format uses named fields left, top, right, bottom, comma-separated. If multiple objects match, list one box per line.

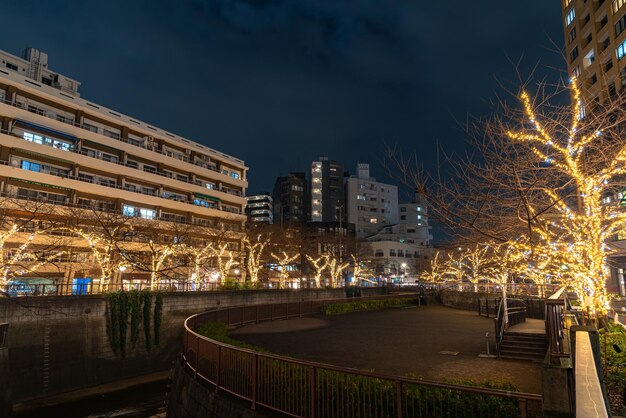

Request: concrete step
left=500, top=353, right=544, bottom=362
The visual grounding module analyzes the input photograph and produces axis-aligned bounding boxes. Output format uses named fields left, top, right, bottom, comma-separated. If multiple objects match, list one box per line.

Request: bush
left=196, top=321, right=265, bottom=351
left=321, top=298, right=419, bottom=315
left=600, top=325, right=626, bottom=414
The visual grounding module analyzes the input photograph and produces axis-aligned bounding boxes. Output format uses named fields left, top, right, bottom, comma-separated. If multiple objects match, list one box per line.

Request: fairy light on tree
left=242, top=234, right=270, bottom=284
left=306, top=255, right=328, bottom=287
left=505, top=77, right=626, bottom=316
left=270, top=250, right=299, bottom=288
left=322, top=252, right=350, bottom=288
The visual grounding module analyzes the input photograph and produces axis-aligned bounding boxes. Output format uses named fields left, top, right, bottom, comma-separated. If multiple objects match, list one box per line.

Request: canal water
left=14, top=380, right=169, bottom=418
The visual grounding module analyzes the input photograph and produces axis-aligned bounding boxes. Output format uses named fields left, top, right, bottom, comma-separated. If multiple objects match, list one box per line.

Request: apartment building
left=310, top=157, right=344, bottom=223
left=366, top=193, right=433, bottom=281
left=245, top=192, right=273, bottom=224
left=560, top=1, right=626, bottom=295
left=345, top=163, right=398, bottom=238
left=273, top=172, right=308, bottom=225
left=0, top=48, right=248, bottom=291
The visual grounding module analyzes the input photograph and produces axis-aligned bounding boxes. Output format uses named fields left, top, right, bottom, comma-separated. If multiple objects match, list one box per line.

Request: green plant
left=128, top=290, right=142, bottom=348
left=142, top=290, right=153, bottom=353
left=154, top=292, right=163, bottom=347
left=321, top=298, right=419, bottom=315
left=600, top=326, right=626, bottom=414
left=106, top=292, right=120, bottom=356
left=221, top=278, right=240, bottom=290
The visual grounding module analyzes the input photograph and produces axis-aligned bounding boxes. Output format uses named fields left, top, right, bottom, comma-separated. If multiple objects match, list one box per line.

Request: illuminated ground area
left=231, top=305, right=542, bottom=393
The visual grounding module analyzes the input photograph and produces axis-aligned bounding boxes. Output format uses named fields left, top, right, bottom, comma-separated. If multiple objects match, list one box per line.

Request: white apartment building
left=345, top=164, right=398, bottom=238
left=367, top=193, right=433, bottom=280
left=246, top=192, right=273, bottom=224
left=0, top=48, right=248, bottom=290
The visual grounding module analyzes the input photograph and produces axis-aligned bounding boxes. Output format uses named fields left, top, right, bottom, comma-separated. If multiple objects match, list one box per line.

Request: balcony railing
left=0, top=124, right=244, bottom=200
left=0, top=97, right=245, bottom=179
left=0, top=152, right=243, bottom=215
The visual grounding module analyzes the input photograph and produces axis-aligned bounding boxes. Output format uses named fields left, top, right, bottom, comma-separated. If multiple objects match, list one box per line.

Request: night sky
left=3, top=1, right=565, bottom=198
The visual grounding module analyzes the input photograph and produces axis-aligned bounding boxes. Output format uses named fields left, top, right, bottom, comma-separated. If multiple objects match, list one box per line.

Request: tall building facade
left=246, top=192, right=273, bottom=224
left=560, top=1, right=626, bottom=296
left=0, top=47, right=247, bottom=290
left=560, top=0, right=625, bottom=103
left=273, top=173, right=308, bottom=225
left=310, top=157, right=344, bottom=223
left=345, top=163, right=398, bottom=238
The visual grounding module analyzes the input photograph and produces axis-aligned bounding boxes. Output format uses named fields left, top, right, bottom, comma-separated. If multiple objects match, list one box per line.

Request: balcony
left=0, top=96, right=239, bottom=177
left=0, top=159, right=245, bottom=218
left=0, top=127, right=244, bottom=205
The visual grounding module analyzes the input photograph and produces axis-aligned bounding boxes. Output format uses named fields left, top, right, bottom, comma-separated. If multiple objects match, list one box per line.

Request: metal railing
left=545, top=287, right=572, bottom=365
left=494, top=298, right=528, bottom=356
left=183, top=297, right=543, bottom=418
left=0, top=161, right=244, bottom=219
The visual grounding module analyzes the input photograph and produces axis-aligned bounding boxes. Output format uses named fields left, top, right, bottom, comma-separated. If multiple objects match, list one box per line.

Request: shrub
left=321, top=298, right=419, bottom=315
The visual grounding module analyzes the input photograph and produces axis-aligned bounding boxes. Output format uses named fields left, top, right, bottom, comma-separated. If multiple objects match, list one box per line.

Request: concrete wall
left=0, top=287, right=385, bottom=402
left=167, top=359, right=270, bottom=418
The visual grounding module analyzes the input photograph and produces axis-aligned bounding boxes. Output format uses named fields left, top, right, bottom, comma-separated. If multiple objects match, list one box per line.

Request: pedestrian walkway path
left=507, top=318, right=545, bottom=334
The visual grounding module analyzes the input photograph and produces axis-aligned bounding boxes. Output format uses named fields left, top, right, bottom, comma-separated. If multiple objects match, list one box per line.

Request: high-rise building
left=560, top=0, right=625, bottom=103
left=560, top=2, right=626, bottom=296
left=345, top=163, right=398, bottom=238
left=246, top=192, right=273, bottom=224
left=0, top=47, right=247, bottom=290
left=310, top=157, right=344, bottom=223
left=273, top=173, right=308, bottom=225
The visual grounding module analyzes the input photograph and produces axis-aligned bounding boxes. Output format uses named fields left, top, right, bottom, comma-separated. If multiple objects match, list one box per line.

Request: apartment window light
left=618, top=39, right=626, bottom=60
left=565, top=8, right=575, bottom=26
left=614, top=0, right=626, bottom=14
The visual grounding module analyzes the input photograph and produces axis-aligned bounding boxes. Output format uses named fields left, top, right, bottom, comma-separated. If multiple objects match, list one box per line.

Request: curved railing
left=182, top=296, right=543, bottom=418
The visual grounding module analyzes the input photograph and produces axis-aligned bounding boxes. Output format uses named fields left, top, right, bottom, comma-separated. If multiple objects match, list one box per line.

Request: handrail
left=183, top=296, right=542, bottom=417
left=545, top=286, right=570, bottom=365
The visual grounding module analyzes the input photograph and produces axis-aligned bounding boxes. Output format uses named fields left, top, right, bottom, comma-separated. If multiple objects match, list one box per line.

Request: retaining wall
left=0, top=287, right=385, bottom=402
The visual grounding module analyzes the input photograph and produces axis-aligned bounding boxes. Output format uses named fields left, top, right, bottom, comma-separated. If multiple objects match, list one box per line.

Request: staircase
left=499, top=332, right=547, bottom=362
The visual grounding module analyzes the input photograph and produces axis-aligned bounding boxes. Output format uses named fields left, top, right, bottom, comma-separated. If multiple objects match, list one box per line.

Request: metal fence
left=182, top=296, right=543, bottom=417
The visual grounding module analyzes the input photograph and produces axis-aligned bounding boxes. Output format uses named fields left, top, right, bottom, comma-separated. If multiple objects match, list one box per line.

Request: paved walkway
left=507, top=318, right=546, bottom=334
left=231, top=305, right=542, bottom=393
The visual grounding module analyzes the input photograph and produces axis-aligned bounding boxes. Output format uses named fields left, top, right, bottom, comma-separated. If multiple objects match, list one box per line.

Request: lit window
left=231, top=172, right=240, bottom=179
left=21, top=161, right=41, bottom=172
left=416, top=206, right=421, bottom=211
left=206, top=183, right=215, bottom=190
left=565, top=8, right=575, bottom=26
left=122, top=204, right=136, bottom=217
left=614, top=0, right=626, bottom=14
left=140, top=208, right=156, bottom=219
left=417, top=215, right=422, bottom=220
left=370, top=218, right=378, bottom=224
left=618, top=39, right=626, bottom=60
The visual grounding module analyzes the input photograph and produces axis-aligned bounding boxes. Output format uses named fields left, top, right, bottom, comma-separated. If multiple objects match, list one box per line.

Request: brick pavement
left=231, top=305, right=542, bottom=393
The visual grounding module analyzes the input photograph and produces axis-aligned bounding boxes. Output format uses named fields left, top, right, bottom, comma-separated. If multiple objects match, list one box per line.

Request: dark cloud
left=1, top=0, right=564, bottom=194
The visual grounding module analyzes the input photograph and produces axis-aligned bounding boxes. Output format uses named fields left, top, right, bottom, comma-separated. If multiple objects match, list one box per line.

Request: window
left=400, top=207, right=407, bottom=212
left=614, top=0, right=626, bottom=14
left=618, top=39, right=626, bottom=59
left=569, top=27, right=577, bottom=43
left=570, top=46, right=579, bottom=63
left=23, top=131, right=72, bottom=151
left=206, top=182, right=215, bottom=190
left=21, top=161, right=41, bottom=172
left=122, top=204, right=136, bottom=217
left=617, top=13, right=626, bottom=37
left=417, top=215, right=422, bottom=220
left=565, top=8, right=575, bottom=26
left=231, top=172, right=240, bottom=179
left=5, top=62, right=18, bottom=71
left=400, top=215, right=406, bottom=220
left=140, top=208, right=156, bottom=220
left=416, top=206, right=422, bottom=211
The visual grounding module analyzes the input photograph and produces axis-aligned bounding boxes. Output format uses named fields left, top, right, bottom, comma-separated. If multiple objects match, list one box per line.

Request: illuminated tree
left=242, top=233, right=270, bottom=284
left=306, top=255, right=327, bottom=287
left=64, top=209, right=133, bottom=291
left=270, top=250, right=299, bottom=288
left=421, top=251, right=447, bottom=283
left=211, top=242, right=240, bottom=284
left=322, top=252, right=349, bottom=288
left=389, top=77, right=626, bottom=318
